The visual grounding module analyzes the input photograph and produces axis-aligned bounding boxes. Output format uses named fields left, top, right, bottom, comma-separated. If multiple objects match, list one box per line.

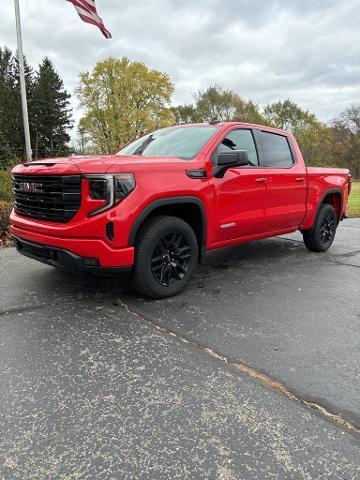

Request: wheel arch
left=304, top=188, right=343, bottom=232
left=320, top=188, right=343, bottom=221
left=129, top=196, right=207, bottom=261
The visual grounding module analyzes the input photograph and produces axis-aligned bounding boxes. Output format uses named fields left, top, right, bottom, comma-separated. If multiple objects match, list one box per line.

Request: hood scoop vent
left=24, top=163, right=56, bottom=167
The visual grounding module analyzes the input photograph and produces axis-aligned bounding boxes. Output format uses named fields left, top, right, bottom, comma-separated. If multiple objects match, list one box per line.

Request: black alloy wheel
left=151, top=232, right=191, bottom=287
left=131, top=215, right=198, bottom=298
left=303, top=203, right=338, bottom=252
left=320, top=211, right=336, bottom=246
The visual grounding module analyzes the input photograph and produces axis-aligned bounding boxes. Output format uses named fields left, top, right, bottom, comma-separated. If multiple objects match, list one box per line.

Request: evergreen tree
left=0, top=131, right=13, bottom=169
left=0, top=47, right=17, bottom=166
left=12, top=51, right=36, bottom=158
left=32, top=58, right=73, bottom=158
left=0, top=47, right=37, bottom=162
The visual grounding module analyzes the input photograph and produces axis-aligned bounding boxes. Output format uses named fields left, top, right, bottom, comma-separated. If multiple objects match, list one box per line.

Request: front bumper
left=11, top=223, right=134, bottom=269
left=13, top=235, right=133, bottom=277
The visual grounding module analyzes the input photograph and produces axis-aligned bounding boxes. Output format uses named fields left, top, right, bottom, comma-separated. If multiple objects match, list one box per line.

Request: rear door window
left=257, top=131, right=294, bottom=168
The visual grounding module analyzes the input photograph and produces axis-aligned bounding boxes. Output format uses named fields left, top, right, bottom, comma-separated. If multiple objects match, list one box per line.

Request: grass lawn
left=348, top=181, right=360, bottom=217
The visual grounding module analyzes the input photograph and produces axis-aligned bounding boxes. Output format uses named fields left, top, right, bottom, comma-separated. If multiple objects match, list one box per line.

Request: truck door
left=254, top=130, right=307, bottom=230
left=210, top=128, right=270, bottom=243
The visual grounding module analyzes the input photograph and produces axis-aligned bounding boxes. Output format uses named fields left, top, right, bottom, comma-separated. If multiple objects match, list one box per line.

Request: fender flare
left=308, top=188, right=343, bottom=229
left=128, top=196, right=207, bottom=250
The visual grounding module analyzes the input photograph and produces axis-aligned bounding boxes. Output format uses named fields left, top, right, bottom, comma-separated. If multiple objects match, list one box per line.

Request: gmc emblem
left=18, top=182, right=43, bottom=193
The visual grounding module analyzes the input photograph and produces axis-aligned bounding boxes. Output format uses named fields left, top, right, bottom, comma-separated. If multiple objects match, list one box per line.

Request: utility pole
left=14, top=0, right=32, bottom=162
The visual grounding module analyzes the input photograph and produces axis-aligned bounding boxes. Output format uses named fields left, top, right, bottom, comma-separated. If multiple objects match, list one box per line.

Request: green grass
left=348, top=181, right=360, bottom=217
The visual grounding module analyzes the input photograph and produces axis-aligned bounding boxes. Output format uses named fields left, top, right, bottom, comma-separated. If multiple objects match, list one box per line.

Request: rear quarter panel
left=301, top=167, right=350, bottom=229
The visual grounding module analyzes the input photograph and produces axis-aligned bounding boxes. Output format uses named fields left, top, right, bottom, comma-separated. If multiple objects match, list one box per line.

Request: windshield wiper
left=133, top=135, right=154, bottom=156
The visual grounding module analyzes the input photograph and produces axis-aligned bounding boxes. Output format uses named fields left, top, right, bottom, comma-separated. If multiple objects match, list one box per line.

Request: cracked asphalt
left=0, top=218, right=359, bottom=479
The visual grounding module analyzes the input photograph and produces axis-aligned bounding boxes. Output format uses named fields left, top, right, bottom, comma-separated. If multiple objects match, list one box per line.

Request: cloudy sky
left=2, top=0, right=360, bottom=134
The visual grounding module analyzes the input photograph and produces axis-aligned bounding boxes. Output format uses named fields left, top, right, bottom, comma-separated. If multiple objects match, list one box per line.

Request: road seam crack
left=0, top=304, right=46, bottom=317
left=117, top=298, right=360, bottom=436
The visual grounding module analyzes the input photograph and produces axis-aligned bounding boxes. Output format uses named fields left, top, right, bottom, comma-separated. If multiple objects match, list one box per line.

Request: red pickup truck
left=11, top=122, right=351, bottom=298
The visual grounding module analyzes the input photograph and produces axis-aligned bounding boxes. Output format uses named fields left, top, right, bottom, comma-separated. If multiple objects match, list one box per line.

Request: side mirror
left=214, top=150, right=250, bottom=178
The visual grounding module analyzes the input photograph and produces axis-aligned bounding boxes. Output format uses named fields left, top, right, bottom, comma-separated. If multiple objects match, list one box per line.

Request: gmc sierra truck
left=11, top=122, right=352, bottom=298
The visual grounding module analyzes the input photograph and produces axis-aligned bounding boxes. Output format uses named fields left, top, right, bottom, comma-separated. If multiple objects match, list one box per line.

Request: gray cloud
left=1, top=0, right=360, bottom=133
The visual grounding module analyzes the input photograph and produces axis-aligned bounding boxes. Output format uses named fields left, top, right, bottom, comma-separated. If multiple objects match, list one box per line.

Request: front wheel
left=303, top=203, right=337, bottom=252
left=131, top=216, right=198, bottom=299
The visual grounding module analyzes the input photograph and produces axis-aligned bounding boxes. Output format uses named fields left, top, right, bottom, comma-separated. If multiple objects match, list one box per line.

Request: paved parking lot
left=0, top=219, right=359, bottom=479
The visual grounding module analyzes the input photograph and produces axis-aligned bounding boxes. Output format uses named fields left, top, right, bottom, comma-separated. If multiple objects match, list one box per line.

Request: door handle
left=256, top=177, right=267, bottom=183
left=296, top=177, right=305, bottom=182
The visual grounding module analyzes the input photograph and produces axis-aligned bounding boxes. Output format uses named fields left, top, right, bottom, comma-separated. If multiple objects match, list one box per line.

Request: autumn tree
left=264, top=99, right=334, bottom=166
left=171, top=104, right=200, bottom=124
left=263, top=99, right=306, bottom=130
left=74, top=122, right=92, bottom=155
left=194, top=86, right=236, bottom=122
left=231, top=96, right=266, bottom=125
left=76, top=57, right=175, bottom=154
left=172, top=85, right=265, bottom=125
left=295, top=123, right=334, bottom=167
left=332, top=105, right=360, bottom=178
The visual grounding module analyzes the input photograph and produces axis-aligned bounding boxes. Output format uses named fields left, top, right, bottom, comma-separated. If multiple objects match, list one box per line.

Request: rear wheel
left=303, top=203, right=337, bottom=252
left=131, top=216, right=198, bottom=298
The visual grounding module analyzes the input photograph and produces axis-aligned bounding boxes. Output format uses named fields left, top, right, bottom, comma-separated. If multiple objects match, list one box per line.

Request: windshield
left=116, top=126, right=219, bottom=160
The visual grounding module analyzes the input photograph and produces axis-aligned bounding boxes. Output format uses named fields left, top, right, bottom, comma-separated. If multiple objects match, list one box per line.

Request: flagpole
left=14, top=0, right=32, bottom=162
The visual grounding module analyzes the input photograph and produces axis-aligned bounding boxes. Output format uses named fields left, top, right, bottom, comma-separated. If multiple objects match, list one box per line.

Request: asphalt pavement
left=0, top=219, right=359, bottom=479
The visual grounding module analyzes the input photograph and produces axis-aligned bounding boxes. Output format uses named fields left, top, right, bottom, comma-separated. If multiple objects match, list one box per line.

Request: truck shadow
left=38, top=236, right=306, bottom=302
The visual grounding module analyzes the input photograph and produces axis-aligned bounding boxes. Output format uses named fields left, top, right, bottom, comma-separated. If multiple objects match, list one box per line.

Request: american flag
left=67, top=0, right=112, bottom=39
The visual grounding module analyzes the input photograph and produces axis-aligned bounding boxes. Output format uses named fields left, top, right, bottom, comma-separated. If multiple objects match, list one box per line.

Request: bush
left=0, top=200, right=13, bottom=247
left=0, top=163, right=16, bottom=246
left=0, top=167, right=15, bottom=202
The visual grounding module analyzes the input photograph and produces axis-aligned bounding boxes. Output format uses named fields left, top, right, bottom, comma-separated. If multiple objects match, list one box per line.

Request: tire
left=131, top=215, right=198, bottom=299
left=303, top=203, right=337, bottom=252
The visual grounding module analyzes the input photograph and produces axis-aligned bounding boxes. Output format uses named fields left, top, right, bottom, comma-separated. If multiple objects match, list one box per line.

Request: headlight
left=114, top=174, right=136, bottom=201
left=89, top=179, right=108, bottom=200
left=86, top=173, right=135, bottom=216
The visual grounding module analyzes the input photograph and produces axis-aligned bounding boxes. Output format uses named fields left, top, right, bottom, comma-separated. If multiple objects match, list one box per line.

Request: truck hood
left=13, top=155, right=194, bottom=175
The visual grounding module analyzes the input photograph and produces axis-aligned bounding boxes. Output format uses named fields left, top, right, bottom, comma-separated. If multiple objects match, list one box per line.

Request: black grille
left=12, top=174, right=82, bottom=223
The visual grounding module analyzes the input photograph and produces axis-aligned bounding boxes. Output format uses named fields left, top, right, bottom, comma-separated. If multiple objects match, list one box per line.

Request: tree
left=0, top=48, right=73, bottom=161
left=264, top=99, right=334, bottom=167
left=172, top=85, right=266, bottom=125
left=171, top=104, right=200, bottom=124
left=0, top=47, right=36, bottom=163
left=0, top=47, right=17, bottom=166
left=332, top=105, right=360, bottom=178
left=0, top=132, right=12, bottom=169
left=194, top=85, right=235, bottom=122
left=76, top=57, right=175, bottom=154
left=263, top=99, right=305, bottom=130
left=231, top=97, right=266, bottom=125
left=32, top=58, right=73, bottom=158
left=12, top=52, right=36, bottom=158
left=294, top=123, right=334, bottom=167
left=73, top=122, right=92, bottom=155
left=0, top=48, right=14, bottom=126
